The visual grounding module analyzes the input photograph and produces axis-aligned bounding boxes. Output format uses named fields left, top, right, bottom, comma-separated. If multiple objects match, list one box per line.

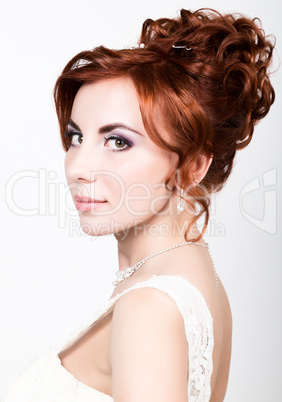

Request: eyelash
left=64, top=130, right=133, bottom=152
left=64, top=130, right=82, bottom=147
left=104, top=134, right=132, bottom=151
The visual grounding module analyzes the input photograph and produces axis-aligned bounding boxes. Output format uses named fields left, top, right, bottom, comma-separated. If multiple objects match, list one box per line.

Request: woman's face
left=65, top=77, right=178, bottom=237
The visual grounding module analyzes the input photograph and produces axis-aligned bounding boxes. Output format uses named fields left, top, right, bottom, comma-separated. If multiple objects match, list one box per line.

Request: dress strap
left=118, top=275, right=214, bottom=401
left=59, top=275, right=213, bottom=400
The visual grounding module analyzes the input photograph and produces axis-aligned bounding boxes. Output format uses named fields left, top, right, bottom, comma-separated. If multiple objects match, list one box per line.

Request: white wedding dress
left=1, top=275, right=214, bottom=401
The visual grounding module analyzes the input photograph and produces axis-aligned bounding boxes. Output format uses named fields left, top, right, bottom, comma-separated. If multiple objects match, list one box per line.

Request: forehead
left=71, top=77, right=143, bottom=128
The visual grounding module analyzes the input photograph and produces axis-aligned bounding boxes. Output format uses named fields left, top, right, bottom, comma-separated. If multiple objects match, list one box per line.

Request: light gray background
left=1, top=0, right=281, bottom=400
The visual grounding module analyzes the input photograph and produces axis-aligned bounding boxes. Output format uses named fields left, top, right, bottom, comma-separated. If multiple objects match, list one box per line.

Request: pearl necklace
left=113, top=241, right=208, bottom=286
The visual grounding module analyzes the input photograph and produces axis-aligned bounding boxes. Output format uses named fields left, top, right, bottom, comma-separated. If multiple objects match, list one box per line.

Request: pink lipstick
left=74, top=195, right=107, bottom=212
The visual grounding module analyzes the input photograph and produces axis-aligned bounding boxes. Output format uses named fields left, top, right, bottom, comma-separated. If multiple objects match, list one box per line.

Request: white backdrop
left=1, top=0, right=281, bottom=400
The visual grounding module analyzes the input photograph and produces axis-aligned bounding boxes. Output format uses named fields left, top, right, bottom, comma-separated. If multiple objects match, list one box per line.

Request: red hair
left=54, top=8, right=275, bottom=240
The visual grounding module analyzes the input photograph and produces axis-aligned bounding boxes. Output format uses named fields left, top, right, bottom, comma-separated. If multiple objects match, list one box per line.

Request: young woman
left=2, top=8, right=275, bottom=402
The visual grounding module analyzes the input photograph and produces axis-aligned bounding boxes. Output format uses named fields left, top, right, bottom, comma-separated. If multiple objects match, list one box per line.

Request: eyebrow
left=67, top=119, right=143, bottom=137
left=99, top=123, right=143, bottom=136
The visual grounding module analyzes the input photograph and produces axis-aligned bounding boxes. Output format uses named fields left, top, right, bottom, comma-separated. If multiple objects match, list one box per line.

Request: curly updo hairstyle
left=54, top=8, right=275, bottom=241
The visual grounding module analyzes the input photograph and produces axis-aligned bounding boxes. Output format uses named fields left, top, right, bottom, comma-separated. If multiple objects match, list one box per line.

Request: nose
left=65, top=143, right=103, bottom=184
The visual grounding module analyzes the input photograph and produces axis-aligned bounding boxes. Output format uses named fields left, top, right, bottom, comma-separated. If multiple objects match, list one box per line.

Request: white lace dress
left=1, top=275, right=214, bottom=401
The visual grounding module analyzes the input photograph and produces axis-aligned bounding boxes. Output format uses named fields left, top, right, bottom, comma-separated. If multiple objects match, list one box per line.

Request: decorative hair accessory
left=177, top=188, right=185, bottom=213
left=127, top=43, right=145, bottom=50
left=172, top=44, right=192, bottom=51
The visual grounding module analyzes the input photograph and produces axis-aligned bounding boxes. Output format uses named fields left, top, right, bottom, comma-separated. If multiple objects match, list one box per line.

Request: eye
left=64, top=130, right=83, bottom=147
left=71, top=133, right=83, bottom=146
left=104, top=135, right=132, bottom=151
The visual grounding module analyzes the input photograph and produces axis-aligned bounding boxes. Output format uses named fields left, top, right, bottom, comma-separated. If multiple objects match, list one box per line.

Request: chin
left=79, top=222, right=110, bottom=237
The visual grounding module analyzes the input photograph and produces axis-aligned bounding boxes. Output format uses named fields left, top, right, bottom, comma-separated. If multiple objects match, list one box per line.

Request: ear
left=192, top=152, right=213, bottom=184
left=171, top=152, right=213, bottom=191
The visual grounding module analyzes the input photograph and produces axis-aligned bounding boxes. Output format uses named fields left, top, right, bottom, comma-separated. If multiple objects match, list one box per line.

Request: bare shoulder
left=111, top=286, right=187, bottom=352
left=110, top=287, right=189, bottom=401
left=113, top=285, right=182, bottom=316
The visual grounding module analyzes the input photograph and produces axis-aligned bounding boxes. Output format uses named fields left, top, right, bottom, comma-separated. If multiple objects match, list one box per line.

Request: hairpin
left=127, top=43, right=145, bottom=50
left=172, top=44, right=192, bottom=51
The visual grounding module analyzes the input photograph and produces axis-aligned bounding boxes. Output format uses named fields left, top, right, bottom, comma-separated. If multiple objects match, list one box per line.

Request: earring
left=177, top=188, right=185, bottom=213
left=193, top=178, right=198, bottom=185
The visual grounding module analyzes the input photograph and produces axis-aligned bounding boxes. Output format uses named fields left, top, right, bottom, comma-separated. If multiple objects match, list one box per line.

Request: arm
left=110, top=287, right=189, bottom=402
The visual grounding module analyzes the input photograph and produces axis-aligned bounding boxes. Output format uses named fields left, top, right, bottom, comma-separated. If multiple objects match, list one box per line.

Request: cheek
left=111, top=152, right=173, bottom=215
left=102, top=173, right=125, bottom=209
left=122, top=150, right=173, bottom=190
left=123, top=182, right=170, bottom=218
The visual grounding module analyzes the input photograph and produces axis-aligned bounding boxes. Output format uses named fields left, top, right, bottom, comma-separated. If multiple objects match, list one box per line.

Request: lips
left=74, top=195, right=107, bottom=212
